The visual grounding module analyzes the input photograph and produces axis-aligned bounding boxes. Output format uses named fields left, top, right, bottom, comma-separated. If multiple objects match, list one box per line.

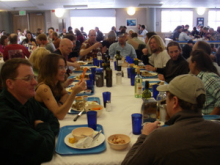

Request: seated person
left=109, top=33, right=137, bottom=59
left=20, top=31, right=37, bottom=46
left=127, top=32, right=145, bottom=59
left=79, top=29, right=104, bottom=61
left=29, top=47, right=51, bottom=76
left=146, top=41, right=189, bottom=83
left=189, top=49, right=220, bottom=115
left=145, top=35, right=170, bottom=69
left=178, top=29, right=192, bottom=41
left=0, top=58, right=59, bottom=164
left=35, top=54, right=86, bottom=120
left=122, top=74, right=220, bottom=165
left=182, top=40, right=194, bottom=60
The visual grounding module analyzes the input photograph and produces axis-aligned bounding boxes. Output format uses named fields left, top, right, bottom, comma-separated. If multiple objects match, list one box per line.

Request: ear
left=6, top=79, right=14, bottom=90
left=172, top=96, right=179, bottom=111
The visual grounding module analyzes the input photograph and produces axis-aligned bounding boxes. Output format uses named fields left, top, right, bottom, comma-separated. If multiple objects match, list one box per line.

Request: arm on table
left=121, top=121, right=160, bottom=165
left=0, top=110, right=58, bottom=164
left=35, top=81, right=86, bottom=120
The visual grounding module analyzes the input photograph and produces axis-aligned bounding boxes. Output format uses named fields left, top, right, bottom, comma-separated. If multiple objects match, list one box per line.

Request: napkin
left=75, top=137, right=93, bottom=148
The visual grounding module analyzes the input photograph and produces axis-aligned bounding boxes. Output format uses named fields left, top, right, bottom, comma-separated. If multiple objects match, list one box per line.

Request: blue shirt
left=109, top=42, right=137, bottom=59
left=197, top=71, right=220, bottom=115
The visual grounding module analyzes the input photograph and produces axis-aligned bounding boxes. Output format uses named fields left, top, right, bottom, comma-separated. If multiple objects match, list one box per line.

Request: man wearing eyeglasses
left=0, top=58, right=59, bottom=164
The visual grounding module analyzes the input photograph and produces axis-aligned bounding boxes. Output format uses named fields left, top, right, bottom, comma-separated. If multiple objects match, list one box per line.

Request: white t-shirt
left=149, top=50, right=170, bottom=68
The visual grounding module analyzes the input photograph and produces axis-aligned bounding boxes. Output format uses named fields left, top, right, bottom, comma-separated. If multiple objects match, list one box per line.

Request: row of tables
left=42, top=62, right=160, bottom=165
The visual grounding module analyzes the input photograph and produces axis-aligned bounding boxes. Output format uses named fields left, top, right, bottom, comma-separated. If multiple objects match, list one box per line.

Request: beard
left=151, top=47, right=159, bottom=53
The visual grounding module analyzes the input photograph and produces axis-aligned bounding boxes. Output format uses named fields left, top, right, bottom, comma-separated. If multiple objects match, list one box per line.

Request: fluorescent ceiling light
left=0, top=0, right=29, bottom=1
left=63, top=5, right=88, bottom=8
left=138, top=4, right=162, bottom=7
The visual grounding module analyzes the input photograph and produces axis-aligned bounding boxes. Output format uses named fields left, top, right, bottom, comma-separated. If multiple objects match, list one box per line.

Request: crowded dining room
left=1, top=0, right=220, bottom=164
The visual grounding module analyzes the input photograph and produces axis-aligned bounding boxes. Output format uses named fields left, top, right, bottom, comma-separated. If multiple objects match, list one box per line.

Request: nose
left=32, top=77, right=38, bottom=85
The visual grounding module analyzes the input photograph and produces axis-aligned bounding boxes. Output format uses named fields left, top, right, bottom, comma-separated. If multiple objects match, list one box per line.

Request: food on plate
left=139, top=65, right=145, bottom=69
left=149, top=81, right=164, bottom=88
left=75, top=67, right=91, bottom=71
left=77, top=61, right=87, bottom=65
left=141, top=71, right=156, bottom=77
left=76, top=74, right=89, bottom=80
left=91, top=107, right=102, bottom=110
left=111, top=135, right=126, bottom=144
left=72, top=100, right=99, bottom=110
left=69, top=137, right=75, bottom=144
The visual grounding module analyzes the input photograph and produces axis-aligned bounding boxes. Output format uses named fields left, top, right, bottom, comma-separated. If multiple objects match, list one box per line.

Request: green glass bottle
left=142, top=81, right=151, bottom=100
left=135, top=68, right=143, bottom=98
left=115, top=50, right=122, bottom=71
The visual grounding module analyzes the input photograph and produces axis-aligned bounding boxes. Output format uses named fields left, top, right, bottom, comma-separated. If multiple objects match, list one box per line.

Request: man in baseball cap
left=122, top=74, right=220, bottom=165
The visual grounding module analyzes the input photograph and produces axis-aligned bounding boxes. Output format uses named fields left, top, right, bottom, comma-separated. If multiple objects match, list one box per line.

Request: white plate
left=77, top=61, right=88, bottom=65
left=64, top=131, right=105, bottom=149
left=71, top=101, right=99, bottom=111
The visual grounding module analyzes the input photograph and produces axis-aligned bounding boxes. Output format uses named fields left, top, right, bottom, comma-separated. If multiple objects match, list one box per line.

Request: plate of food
left=73, top=67, right=91, bottom=73
left=64, top=131, right=105, bottom=149
left=141, top=71, right=158, bottom=78
left=77, top=61, right=88, bottom=66
left=69, top=97, right=100, bottom=113
left=75, top=74, right=90, bottom=81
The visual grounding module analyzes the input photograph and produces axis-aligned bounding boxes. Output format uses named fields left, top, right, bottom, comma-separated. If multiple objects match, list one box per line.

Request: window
left=70, top=9, right=116, bottom=34
left=208, top=10, right=220, bottom=30
left=70, top=17, right=115, bottom=34
left=161, top=10, right=193, bottom=33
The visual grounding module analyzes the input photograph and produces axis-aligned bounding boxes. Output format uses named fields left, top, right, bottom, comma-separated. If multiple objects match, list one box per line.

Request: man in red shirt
left=3, top=33, right=30, bottom=61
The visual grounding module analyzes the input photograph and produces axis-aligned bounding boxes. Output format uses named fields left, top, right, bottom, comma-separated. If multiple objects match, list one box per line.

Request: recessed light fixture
left=127, top=7, right=135, bottom=16
left=55, top=8, right=65, bottom=18
left=197, top=7, right=206, bottom=15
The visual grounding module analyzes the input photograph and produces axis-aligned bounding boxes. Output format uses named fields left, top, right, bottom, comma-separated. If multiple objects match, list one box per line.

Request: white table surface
left=43, top=63, right=159, bottom=165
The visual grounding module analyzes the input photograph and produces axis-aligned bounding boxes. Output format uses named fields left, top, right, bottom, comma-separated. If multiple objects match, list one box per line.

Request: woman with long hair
left=75, top=28, right=85, bottom=45
left=29, top=47, right=51, bottom=75
left=189, top=49, right=220, bottom=115
left=0, top=35, right=8, bottom=55
left=21, top=31, right=37, bottom=46
left=35, top=54, right=86, bottom=120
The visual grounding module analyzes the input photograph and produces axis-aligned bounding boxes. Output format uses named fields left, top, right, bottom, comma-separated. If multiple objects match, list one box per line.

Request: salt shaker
left=106, top=101, right=112, bottom=112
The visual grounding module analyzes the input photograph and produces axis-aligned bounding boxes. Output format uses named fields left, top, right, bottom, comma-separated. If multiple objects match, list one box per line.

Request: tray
left=203, top=115, right=220, bottom=120
left=55, top=124, right=106, bottom=155
left=142, top=81, right=167, bottom=91
left=141, top=71, right=158, bottom=78
left=69, top=97, right=101, bottom=114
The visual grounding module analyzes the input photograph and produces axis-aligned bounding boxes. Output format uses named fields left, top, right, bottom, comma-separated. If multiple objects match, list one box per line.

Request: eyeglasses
left=58, top=66, right=68, bottom=71
left=13, top=75, right=37, bottom=82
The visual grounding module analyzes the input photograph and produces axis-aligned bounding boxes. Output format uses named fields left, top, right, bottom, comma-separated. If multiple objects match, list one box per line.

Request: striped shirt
left=197, top=71, right=220, bottom=115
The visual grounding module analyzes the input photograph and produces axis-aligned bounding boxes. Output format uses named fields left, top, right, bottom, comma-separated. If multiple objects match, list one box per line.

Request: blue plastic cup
left=86, top=79, right=93, bottom=90
left=132, top=113, right=142, bottom=135
left=99, top=60, right=103, bottom=68
left=93, top=58, right=98, bottom=66
left=126, top=56, right=130, bottom=62
left=114, top=61, right=117, bottom=70
left=130, top=68, right=136, bottom=86
left=129, top=58, right=134, bottom=64
left=127, top=67, right=131, bottom=78
left=89, top=74, right=94, bottom=85
left=102, top=91, right=111, bottom=108
left=87, top=111, right=97, bottom=130
left=152, top=84, right=159, bottom=99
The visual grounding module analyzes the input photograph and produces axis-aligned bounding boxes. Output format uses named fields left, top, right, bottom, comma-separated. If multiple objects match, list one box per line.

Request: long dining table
left=42, top=62, right=160, bottom=165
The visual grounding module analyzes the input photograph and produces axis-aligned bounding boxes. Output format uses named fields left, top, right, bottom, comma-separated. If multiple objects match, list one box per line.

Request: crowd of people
left=0, top=24, right=220, bottom=164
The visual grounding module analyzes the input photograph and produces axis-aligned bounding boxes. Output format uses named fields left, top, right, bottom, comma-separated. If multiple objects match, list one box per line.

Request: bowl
left=108, top=134, right=130, bottom=150
left=85, top=104, right=103, bottom=117
left=71, top=127, right=94, bottom=142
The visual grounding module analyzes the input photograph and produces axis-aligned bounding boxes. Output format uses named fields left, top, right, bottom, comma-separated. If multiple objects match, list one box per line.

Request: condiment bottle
left=135, top=68, right=142, bottom=98
left=106, top=68, right=112, bottom=87
left=95, top=68, right=104, bottom=87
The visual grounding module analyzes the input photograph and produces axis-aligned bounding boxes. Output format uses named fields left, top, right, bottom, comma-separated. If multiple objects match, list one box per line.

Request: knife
left=92, top=130, right=102, bottom=142
left=73, top=109, right=85, bottom=122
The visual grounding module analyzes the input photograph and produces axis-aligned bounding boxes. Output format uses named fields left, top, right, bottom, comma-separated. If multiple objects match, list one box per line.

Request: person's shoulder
left=36, top=84, right=51, bottom=93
